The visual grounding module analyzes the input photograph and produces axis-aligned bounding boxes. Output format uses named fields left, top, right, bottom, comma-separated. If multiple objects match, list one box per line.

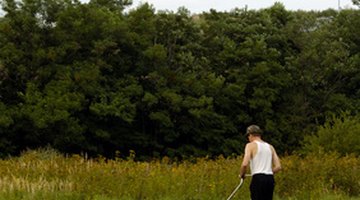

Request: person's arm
left=239, top=143, right=252, bottom=179
left=271, top=145, right=281, bottom=174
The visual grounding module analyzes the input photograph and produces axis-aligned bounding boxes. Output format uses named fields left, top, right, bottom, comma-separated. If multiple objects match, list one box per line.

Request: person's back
left=250, top=141, right=273, bottom=175
left=239, top=125, right=281, bottom=200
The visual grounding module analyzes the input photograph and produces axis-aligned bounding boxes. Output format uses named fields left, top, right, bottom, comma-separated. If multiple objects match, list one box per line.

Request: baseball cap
left=246, top=125, right=262, bottom=135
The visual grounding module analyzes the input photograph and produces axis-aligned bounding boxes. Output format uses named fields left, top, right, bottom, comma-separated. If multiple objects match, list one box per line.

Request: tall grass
left=0, top=149, right=359, bottom=199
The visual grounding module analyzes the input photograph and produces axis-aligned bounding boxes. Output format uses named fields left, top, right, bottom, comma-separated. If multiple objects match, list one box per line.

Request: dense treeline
left=0, top=0, right=359, bottom=159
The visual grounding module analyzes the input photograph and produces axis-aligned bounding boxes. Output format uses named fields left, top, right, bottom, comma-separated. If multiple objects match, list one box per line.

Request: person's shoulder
left=263, top=141, right=271, bottom=147
left=246, top=142, right=257, bottom=148
left=267, top=143, right=277, bottom=151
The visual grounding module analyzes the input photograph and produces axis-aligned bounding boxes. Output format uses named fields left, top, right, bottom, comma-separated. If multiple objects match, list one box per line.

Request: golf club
left=226, top=178, right=243, bottom=200
left=226, top=174, right=251, bottom=200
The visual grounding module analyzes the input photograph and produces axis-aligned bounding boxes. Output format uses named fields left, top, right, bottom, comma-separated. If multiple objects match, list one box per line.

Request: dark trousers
left=250, top=174, right=275, bottom=200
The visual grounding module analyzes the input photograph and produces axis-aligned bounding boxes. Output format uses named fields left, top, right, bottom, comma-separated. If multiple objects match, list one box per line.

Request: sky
left=0, top=0, right=357, bottom=16
left=127, top=0, right=357, bottom=14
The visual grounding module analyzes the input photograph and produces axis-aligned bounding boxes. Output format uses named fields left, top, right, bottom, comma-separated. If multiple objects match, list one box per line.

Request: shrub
left=303, top=113, right=360, bottom=156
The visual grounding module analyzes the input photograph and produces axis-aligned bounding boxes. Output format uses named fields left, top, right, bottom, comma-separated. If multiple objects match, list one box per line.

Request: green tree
left=0, top=0, right=140, bottom=156
left=200, top=5, right=298, bottom=152
left=352, top=0, right=360, bottom=7
left=1, top=1, right=359, bottom=159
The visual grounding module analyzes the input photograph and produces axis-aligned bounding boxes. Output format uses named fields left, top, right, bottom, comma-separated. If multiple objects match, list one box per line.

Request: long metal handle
left=226, top=178, right=244, bottom=200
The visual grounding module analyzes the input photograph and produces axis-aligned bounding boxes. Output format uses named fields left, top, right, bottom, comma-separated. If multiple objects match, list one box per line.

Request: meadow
left=0, top=149, right=359, bottom=200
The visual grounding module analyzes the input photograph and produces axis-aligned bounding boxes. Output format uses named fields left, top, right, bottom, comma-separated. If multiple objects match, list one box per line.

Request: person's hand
left=239, top=174, right=245, bottom=179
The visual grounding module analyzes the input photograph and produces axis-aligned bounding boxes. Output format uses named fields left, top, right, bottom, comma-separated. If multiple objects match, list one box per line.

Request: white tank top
left=250, top=141, right=273, bottom=175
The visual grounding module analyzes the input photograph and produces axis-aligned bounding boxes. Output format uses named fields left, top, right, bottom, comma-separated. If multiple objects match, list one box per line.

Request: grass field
left=0, top=149, right=359, bottom=200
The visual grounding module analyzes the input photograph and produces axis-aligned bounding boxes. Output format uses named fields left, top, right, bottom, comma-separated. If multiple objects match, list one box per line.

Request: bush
left=303, top=113, right=360, bottom=156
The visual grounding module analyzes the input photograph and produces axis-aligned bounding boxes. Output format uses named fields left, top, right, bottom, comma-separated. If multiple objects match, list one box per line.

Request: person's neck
left=252, top=137, right=262, bottom=142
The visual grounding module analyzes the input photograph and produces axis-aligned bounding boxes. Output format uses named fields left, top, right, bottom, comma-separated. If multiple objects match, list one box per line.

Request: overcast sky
left=128, top=0, right=357, bottom=13
left=0, top=0, right=357, bottom=16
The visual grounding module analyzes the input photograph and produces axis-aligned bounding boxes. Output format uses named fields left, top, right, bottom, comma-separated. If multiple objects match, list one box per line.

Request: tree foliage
left=0, top=1, right=359, bottom=158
